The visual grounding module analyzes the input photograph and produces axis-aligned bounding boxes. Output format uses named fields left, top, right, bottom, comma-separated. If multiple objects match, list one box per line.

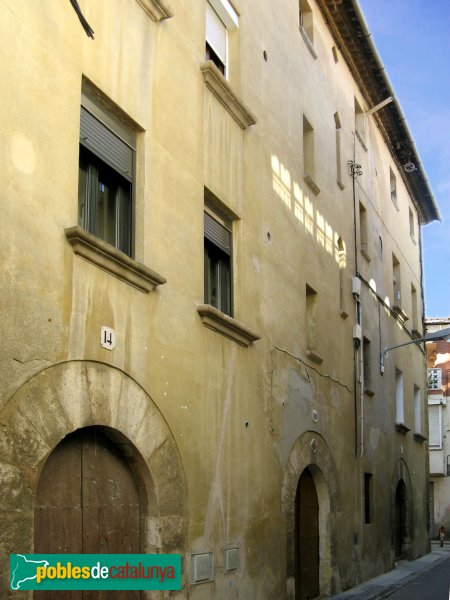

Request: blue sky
left=358, top=0, right=450, bottom=318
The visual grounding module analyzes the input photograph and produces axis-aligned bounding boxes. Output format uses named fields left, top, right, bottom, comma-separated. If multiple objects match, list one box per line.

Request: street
left=386, top=556, right=450, bottom=599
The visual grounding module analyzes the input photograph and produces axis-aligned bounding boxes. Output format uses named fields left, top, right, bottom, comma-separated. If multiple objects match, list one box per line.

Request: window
left=204, top=210, right=232, bottom=316
left=306, top=284, right=321, bottom=363
left=78, top=105, right=134, bottom=256
left=303, top=116, right=314, bottom=177
left=354, top=98, right=366, bottom=148
left=364, top=473, right=373, bottom=524
left=392, top=254, right=401, bottom=310
left=359, top=202, right=370, bottom=261
left=299, top=0, right=313, bottom=44
left=332, top=45, right=338, bottom=63
left=428, top=368, right=442, bottom=391
left=303, top=115, right=319, bottom=194
left=428, top=404, right=443, bottom=449
left=395, top=368, right=404, bottom=424
left=390, top=168, right=397, bottom=207
left=334, top=112, right=344, bottom=189
left=414, top=385, right=421, bottom=434
left=409, top=207, right=415, bottom=241
left=205, top=0, right=238, bottom=78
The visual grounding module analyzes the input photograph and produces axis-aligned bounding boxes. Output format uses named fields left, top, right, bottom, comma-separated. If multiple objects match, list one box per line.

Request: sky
left=358, top=0, right=450, bottom=318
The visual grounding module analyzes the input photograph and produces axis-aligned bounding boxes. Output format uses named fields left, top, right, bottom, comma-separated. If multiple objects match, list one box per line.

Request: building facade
left=426, top=318, right=450, bottom=540
left=0, top=0, right=441, bottom=598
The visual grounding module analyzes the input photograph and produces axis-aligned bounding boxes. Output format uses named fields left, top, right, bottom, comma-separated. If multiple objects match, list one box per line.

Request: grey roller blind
left=80, top=107, right=133, bottom=182
left=204, top=212, right=231, bottom=254
left=206, top=1, right=227, bottom=63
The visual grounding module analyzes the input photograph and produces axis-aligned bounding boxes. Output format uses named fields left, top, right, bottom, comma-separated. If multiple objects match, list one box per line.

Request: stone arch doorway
left=282, top=432, right=340, bottom=599
left=295, top=467, right=319, bottom=600
left=0, top=361, right=187, bottom=595
left=394, top=479, right=408, bottom=559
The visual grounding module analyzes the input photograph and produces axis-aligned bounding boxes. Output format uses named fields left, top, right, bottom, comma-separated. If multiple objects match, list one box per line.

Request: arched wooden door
left=394, top=479, right=407, bottom=559
left=34, top=427, right=140, bottom=599
left=295, top=468, right=319, bottom=600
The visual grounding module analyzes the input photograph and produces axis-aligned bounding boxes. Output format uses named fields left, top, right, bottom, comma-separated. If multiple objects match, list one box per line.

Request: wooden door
left=394, top=480, right=407, bottom=559
left=295, top=468, right=319, bottom=600
left=35, top=427, right=140, bottom=599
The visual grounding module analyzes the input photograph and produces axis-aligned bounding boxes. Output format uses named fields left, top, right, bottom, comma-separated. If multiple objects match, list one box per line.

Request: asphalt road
left=386, top=555, right=450, bottom=599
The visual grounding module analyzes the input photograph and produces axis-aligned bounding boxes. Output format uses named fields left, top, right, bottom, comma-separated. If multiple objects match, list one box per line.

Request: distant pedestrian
left=438, top=524, right=445, bottom=547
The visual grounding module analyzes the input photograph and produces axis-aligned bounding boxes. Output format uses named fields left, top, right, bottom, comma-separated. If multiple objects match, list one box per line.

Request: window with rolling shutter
left=204, top=210, right=232, bottom=316
left=205, top=0, right=238, bottom=78
left=428, top=405, right=443, bottom=449
left=78, top=104, right=134, bottom=256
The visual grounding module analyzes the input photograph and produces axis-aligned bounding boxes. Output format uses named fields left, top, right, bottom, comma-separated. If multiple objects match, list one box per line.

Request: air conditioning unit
left=352, top=277, right=361, bottom=296
left=353, top=324, right=362, bottom=341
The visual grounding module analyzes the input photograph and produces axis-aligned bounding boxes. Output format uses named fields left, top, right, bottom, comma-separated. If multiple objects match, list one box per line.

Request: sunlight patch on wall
left=271, top=154, right=344, bottom=264
left=271, top=155, right=292, bottom=209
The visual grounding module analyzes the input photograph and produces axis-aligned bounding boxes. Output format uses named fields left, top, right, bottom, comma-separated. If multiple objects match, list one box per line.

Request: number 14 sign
left=101, top=326, right=116, bottom=350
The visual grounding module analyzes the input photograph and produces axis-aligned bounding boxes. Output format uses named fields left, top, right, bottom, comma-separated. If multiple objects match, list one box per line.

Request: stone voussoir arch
left=0, top=360, right=187, bottom=560
left=282, top=430, right=341, bottom=599
left=390, top=457, right=414, bottom=557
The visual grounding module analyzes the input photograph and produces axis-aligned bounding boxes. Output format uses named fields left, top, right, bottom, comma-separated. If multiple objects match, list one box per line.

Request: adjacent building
left=0, top=0, right=441, bottom=598
left=426, top=318, right=450, bottom=540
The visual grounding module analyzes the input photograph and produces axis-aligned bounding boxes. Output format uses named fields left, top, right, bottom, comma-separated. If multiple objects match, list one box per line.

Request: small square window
left=204, top=211, right=232, bottom=316
left=78, top=106, right=134, bottom=256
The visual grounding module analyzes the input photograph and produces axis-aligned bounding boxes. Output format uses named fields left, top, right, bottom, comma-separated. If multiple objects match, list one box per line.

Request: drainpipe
left=359, top=308, right=364, bottom=458
left=349, top=141, right=364, bottom=459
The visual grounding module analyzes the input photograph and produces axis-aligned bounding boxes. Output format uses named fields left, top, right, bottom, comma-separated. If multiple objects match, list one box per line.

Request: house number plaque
left=101, top=326, right=116, bottom=350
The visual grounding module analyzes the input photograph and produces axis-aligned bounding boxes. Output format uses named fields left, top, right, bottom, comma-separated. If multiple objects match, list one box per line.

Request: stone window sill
left=393, top=305, right=408, bottom=322
left=299, top=27, right=317, bottom=60
left=304, top=174, right=320, bottom=196
left=65, top=226, right=166, bottom=293
left=200, top=61, right=257, bottom=129
left=395, top=422, right=411, bottom=435
left=414, top=432, right=427, bottom=443
left=135, top=0, right=173, bottom=20
left=196, top=304, right=260, bottom=347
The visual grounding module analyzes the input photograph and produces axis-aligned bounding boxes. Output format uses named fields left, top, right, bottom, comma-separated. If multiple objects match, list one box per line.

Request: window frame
left=204, top=209, right=233, bottom=317
left=205, top=0, right=238, bottom=79
left=428, top=403, right=443, bottom=450
left=395, top=368, right=404, bottom=425
left=78, top=98, right=135, bottom=257
left=299, top=0, right=314, bottom=45
left=390, top=167, right=398, bottom=208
